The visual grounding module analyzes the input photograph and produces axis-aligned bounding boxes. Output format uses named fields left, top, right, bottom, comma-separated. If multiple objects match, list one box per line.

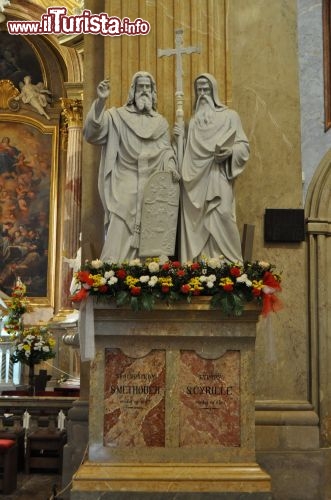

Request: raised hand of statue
left=97, top=79, right=110, bottom=100
left=214, top=147, right=232, bottom=164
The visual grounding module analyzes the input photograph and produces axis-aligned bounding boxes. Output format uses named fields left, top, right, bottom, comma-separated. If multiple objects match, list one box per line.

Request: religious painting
left=0, top=117, right=58, bottom=305
left=0, top=32, right=43, bottom=90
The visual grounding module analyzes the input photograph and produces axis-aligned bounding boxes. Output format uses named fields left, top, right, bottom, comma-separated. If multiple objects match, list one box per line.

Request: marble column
left=80, top=0, right=106, bottom=404
left=81, top=0, right=105, bottom=263
left=60, top=99, right=83, bottom=312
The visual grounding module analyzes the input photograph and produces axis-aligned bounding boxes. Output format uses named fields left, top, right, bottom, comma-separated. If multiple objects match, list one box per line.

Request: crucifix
left=158, top=29, right=200, bottom=167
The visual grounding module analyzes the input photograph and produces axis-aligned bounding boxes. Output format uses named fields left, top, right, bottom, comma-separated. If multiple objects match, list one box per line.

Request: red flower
left=130, top=286, right=141, bottom=296
left=180, top=284, right=190, bottom=294
left=191, top=262, right=200, bottom=271
left=230, top=266, right=241, bottom=277
left=171, top=261, right=181, bottom=268
left=71, top=288, right=89, bottom=302
left=177, top=269, right=185, bottom=277
left=162, top=263, right=170, bottom=271
left=223, top=284, right=234, bottom=292
left=161, top=285, right=170, bottom=293
left=116, top=269, right=127, bottom=279
left=77, top=271, right=93, bottom=286
left=98, top=285, right=108, bottom=293
left=252, top=288, right=262, bottom=297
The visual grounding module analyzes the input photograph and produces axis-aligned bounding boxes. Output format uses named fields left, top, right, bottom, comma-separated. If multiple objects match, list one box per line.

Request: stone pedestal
left=71, top=300, right=271, bottom=498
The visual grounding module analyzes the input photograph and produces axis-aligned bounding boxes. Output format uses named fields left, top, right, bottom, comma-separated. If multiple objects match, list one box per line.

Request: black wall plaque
left=264, top=209, right=305, bottom=242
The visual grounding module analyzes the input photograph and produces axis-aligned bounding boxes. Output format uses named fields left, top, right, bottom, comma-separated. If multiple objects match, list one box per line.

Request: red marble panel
left=179, top=350, right=240, bottom=447
left=104, top=348, right=165, bottom=447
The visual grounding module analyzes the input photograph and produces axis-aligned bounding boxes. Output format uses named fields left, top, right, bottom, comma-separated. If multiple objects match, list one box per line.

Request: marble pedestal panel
left=71, top=301, right=271, bottom=498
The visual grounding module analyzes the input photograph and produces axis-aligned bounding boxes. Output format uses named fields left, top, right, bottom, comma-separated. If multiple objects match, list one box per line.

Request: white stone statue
left=83, top=71, right=179, bottom=262
left=16, top=75, right=51, bottom=120
left=178, top=73, right=250, bottom=263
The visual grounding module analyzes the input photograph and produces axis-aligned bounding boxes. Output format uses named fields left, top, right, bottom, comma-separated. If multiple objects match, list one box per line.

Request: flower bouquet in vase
left=2, top=279, right=56, bottom=395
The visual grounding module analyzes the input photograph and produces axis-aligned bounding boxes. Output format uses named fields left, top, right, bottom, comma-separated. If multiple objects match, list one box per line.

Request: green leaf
left=130, top=296, right=140, bottom=312
left=141, top=293, right=155, bottom=311
left=232, top=293, right=244, bottom=316
left=116, top=290, right=130, bottom=306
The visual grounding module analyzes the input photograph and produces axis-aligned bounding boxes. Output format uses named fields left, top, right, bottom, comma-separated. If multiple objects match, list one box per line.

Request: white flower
left=139, top=275, right=150, bottom=283
left=208, top=257, right=221, bottom=269
left=148, top=261, right=159, bottom=273
left=199, top=276, right=207, bottom=283
left=236, top=273, right=252, bottom=287
left=206, top=281, right=214, bottom=288
left=159, top=255, right=168, bottom=264
left=104, top=270, right=115, bottom=279
left=42, top=346, right=50, bottom=352
left=98, top=277, right=107, bottom=286
left=104, top=258, right=115, bottom=265
left=258, top=261, right=270, bottom=269
left=91, top=259, right=103, bottom=269
left=129, top=258, right=142, bottom=267
left=107, top=276, right=118, bottom=285
left=148, top=276, right=158, bottom=287
left=207, top=274, right=216, bottom=282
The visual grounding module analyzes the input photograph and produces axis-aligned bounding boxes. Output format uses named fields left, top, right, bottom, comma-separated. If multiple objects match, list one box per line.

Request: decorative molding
left=0, top=80, right=20, bottom=111
left=305, top=150, right=331, bottom=446
left=61, top=98, right=83, bottom=128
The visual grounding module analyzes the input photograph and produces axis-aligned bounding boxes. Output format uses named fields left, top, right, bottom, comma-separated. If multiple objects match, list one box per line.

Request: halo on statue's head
left=194, top=73, right=227, bottom=110
left=126, top=71, right=158, bottom=111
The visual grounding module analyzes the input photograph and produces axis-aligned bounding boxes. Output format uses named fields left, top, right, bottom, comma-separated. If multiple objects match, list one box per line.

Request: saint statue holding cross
left=84, top=30, right=249, bottom=264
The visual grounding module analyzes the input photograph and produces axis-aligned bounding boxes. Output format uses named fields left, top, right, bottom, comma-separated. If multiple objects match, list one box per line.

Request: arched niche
left=305, top=150, right=331, bottom=445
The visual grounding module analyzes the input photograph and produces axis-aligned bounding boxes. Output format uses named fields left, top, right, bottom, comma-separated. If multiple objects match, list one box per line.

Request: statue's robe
left=180, top=107, right=250, bottom=263
left=84, top=103, right=176, bottom=262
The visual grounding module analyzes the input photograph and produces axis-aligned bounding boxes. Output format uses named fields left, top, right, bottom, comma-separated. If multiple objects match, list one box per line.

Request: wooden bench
left=25, top=429, right=67, bottom=473
left=0, top=439, right=17, bottom=494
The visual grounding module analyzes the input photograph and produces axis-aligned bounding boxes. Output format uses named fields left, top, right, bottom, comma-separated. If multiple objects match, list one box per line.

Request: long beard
left=135, top=94, right=153, bottom=112
left=195, top=95, right=215, bottom=126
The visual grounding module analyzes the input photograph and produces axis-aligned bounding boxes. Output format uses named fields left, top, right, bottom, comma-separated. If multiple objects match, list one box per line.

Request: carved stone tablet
left=139, top=171, right=179, bottom=257
left=104, top=348, right=165, bottom=447
left=179, top=350, right=240, bottom=447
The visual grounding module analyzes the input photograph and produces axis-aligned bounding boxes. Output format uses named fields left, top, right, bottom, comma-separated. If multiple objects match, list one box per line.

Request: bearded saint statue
left=83, top=71, right=179, bottom=263
left=180, top=73, right=250, bottom=264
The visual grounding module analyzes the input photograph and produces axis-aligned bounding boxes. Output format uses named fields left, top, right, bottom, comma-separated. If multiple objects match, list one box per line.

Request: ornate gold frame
left=0, top=114, right=59, bottom=308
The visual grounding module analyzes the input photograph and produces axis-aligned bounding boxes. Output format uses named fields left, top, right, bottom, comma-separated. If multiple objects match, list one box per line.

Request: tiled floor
left=0, top=472, right=63, bottom=499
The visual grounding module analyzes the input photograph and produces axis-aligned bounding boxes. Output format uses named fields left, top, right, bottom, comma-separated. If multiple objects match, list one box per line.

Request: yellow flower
left=125, top=275, right=140, bottom=288
left=91, top=274, right=105, bottom=287
left=159, top=276, right=173, bottom=287
left=252, top=280, right=264, bottom=290
left=188, top=277, right=204, bottom=291
left=219, top=277, right=234, bottom=287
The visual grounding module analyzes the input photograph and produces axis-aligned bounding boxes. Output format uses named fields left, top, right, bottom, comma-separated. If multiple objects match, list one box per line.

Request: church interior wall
left=0, top=1, right=330, bottom=498
left=297, top=0, right=331, bottom=198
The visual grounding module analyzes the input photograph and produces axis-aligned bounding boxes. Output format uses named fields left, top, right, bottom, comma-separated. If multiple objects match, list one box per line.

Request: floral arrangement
left=71, top=256, right=282, bottom=317
left=0, top=279, right=56, bottom=366
left=10, top=325, right=56, bottom=365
